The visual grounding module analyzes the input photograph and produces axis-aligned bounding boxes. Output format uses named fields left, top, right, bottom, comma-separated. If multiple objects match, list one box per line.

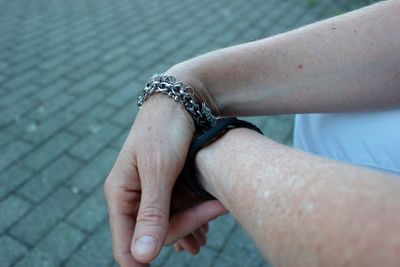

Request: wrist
left=194, top=128, right=257, bottom=206
left=166, top=63, right=221, bottom=116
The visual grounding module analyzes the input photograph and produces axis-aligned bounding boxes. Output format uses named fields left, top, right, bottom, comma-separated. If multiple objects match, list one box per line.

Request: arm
left=194, top=128, right=400, bottom=267
left=169, top=0, right=400, bottom=116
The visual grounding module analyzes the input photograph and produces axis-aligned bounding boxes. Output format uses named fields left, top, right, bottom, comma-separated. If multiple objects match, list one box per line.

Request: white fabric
left=293, top=110, right=400, bottom=175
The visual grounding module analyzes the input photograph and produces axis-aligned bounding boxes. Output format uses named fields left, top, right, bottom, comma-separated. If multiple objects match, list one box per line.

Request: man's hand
left=104, top=94, right=226, bottom=266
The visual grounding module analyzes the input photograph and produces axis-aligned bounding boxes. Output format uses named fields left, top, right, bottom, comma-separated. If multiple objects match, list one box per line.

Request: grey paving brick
left=0, top=140, right=33, bottom=171
left=111, top=104, right=137, bottom=127
left=163, top=247, right=218, bottom=267
left=105, top=69, right=137, bottom=89
left=67, top=103, right=116, bottom=136
left=110, top=130, right=129, bottom=150
left=207, top=214, right=236, bottom=250
left=64, top=222, right=114, bottom=267
left=32, top=79, right=71, bottom=101
left=65, top=88, right=106, bottom=117
left=0, top=163, right=33, bottom=200
left=69, top=73, right=107, bottom=95
left=261, top=115, right=294, bottom=144
left=102, top=56, right=132, bottom=75
left=0, top=84, right=38, bottom=107
left=152, top=246, right=174, bottom=267
left=0, top=195, right=31, bottom=233
left=69, top=122, right=122, bottom=161
left=14, top=223, right=85, bottom=267
left=0, top=98, right=38, bottom=127
left=0, top=130, right=15, bottom=148
left=67, top=186, right=107, bottom=232
left=105, top=82, right=140, bottom=107
left=0, top=235, right=28, bottom=267
left=18, top=155, right=82, bottom=203
left=9, top=187, right=83, bottom=246
left=28, top=93, right=75, bottom=121
left=3, top=69, right=40, bottom=89
left=22, top=110, right=76, bottom=144
left=212, top=226, right=267, bottom=267
left=102, top=46, right=128, bottom=62
left=24, top=131, right=77, bottom=171
left=68, top=147, right=119, bottom=193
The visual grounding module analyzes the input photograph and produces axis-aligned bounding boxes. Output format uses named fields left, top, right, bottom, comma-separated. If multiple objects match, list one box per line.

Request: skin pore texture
left=195, top=128, right=400, bottom=267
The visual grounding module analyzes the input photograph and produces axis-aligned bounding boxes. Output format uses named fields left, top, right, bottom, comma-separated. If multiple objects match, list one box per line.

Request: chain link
left=137, top=74, right=216, bottom=130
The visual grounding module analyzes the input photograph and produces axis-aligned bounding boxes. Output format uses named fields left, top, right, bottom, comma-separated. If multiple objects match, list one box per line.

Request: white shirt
left=293, top=110, right=400, bottom=174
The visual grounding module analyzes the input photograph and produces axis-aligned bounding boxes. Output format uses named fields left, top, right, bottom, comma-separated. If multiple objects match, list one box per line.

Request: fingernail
left=134, top=235, right=158, bottom=257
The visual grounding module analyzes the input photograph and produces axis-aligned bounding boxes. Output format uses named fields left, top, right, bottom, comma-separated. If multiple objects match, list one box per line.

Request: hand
left=104, top=94, right=226, bottom=266
left=166, top=177, right=228, bottom=255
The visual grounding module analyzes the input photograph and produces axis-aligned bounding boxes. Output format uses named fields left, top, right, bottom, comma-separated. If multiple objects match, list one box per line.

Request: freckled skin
left=196, top=128, right=400, bottom=267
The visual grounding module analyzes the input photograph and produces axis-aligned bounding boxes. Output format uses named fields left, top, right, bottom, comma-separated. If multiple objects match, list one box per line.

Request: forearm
left=169, top=0, right=400, bottom=116
left=195, top=129, right=400, bottom=266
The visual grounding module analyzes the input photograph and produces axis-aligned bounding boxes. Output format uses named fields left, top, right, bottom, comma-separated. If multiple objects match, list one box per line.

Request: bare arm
left=195, top=128, right=400, bottom=267
left=169, top=0, right=400, bottom=116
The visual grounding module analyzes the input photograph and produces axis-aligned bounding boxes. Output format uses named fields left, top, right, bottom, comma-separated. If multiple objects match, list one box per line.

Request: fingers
left=193, top=227, right=207, bottom=247
left=176, top=233, right=201, bottom=255
left=131, top=174, right=173, bottom=263
left=166, top=200, right=227, bottom=245
left=173, top=227, right=207, bottom=255
left=105, top=168, right=147, bottom=267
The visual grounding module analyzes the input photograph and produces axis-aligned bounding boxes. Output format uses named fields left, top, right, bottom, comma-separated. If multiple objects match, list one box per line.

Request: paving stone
left=152, top=246, right=174, bottom=267
left=102, top=56, right=132, bottom=75
left=14, top=223, right=85, bottom=267
left=0, top=195, right=32, bottom=234
left=9, top=187, right=83, bottom=246
left=3, top=69, right=40, bottom=89
left=212, top=225, right=268, bottom=267
left=0, top=84, right=38, bottom=107
left=24, top=131, right=77, bottom=171
left=110, top=129, right=129, bottom=150
left=0, top=163, right=33, bottom=200
left=262, top=115, right=295, bottom=144
left=0, top=235, right=28, bottom=267
left=68, top=148, right=119, bottom=193
left=0, top=130, right=15, bottom=148
left=105, top=69, right=138, bottom=89
left=64, top=222, right=114, bottom=267
left=32, top=79, right=71, bottom=101
left=163, top=246, right=218, bottom=267
left=69, top=73, right=107, bottom=95
left=18, top=155, right=82, bottom=203
left=0, top=140, right=33, bottom=171
left=67, top=103, right=116, bottom=136
left=207, top=214, right=237, bottom=250
left=0, top=98, right=38, bottom=127
left=28, top=93, right=75, bottom=121
left=67, top=186, right=107, bottom=232
left=22, top=110, right=76, bottom=144
left=105, top=82, right=140, bottom=107
left=69, top=122, right=122, bottom=161
left=111, top=103, right=137, bottom=127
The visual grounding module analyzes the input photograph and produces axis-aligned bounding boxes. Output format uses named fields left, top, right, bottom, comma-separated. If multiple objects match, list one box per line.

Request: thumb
left=131, top=180, right=172, bottom=263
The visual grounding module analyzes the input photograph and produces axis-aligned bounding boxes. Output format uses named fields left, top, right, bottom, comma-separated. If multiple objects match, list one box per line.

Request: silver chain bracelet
left=137, top=74, right=216, bottom=130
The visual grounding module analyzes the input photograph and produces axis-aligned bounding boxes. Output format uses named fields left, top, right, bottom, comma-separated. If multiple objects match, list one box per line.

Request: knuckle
left=137, top=206, right=166, bottom=226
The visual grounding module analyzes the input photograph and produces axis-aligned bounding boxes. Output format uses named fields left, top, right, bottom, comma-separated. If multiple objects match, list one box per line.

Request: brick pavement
left=0, top=0, right=376, bottom=266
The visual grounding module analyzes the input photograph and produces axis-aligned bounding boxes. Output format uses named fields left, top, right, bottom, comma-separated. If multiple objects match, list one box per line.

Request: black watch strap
left=179, top=117, right=264, bottom=200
